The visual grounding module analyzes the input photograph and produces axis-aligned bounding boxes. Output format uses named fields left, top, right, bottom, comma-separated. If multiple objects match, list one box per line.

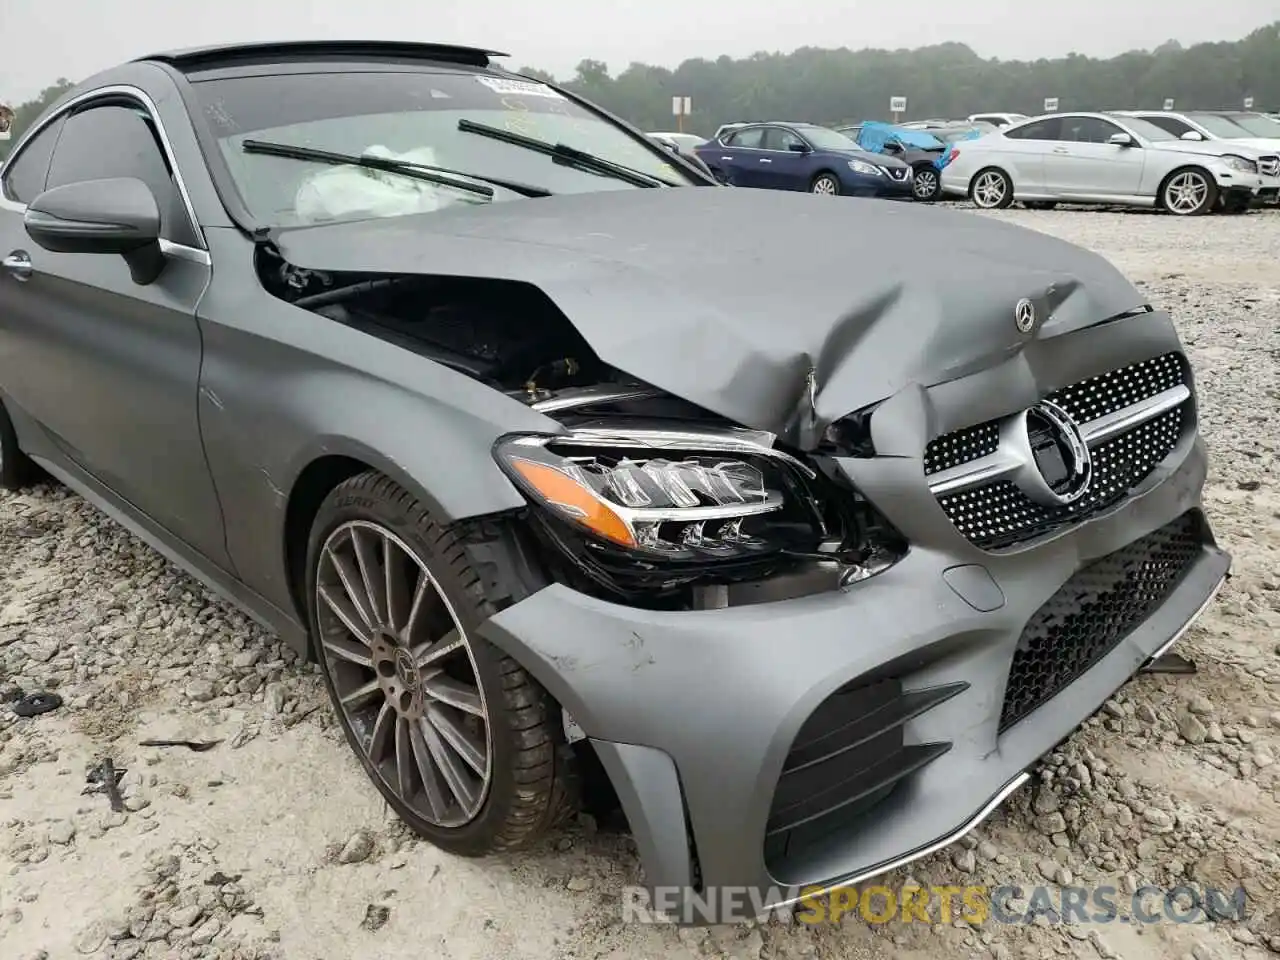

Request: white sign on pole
left=682, top=96, right=692, bottom=115
left=1044, top=97, right=1059, bottom=111
left=1163, top=98, right=1175, bottom=110
left=889, top=96, right=907, bottom=114
left=672, top=96, right=682, bottom=116
left=1243, top=96, right=1255, bottom=110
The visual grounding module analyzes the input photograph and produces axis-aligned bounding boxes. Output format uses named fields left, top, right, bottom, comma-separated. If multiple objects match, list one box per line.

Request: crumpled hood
left=273, top=186, right=1146, bottom=447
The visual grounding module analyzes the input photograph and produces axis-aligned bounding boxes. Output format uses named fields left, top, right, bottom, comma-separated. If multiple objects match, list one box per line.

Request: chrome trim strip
left=927, top=382, right=1191, bottom=496
left=530, top=386, right=663, bottom=413
left=0, top=83, right=208, bottom=252
left=513, top=426, right=817, bottom=479
left=766, top=772, right=1033, bottom=914
left=1079, top=384, right=1190, bottom=445
left=158, top=239, right=212, bottom=267
left=1142, top=571, right=1227, bottom=666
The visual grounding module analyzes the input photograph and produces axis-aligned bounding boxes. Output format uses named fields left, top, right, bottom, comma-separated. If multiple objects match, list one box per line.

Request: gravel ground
left=1, top=204, right=1278, bottom=960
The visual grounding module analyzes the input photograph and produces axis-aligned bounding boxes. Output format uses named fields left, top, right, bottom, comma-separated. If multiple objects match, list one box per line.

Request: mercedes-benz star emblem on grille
left=1008, top=400, right=1093, bottom=506
left=1014, top=298, right=1037, bottom=334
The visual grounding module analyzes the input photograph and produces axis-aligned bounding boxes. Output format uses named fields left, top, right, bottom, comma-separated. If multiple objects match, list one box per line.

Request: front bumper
left=845, top=170, right=915, bottom=200
left=478, top=310, right=1230, bottom=915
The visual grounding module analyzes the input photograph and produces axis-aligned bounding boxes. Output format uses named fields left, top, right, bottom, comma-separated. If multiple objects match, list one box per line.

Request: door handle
left=720, top=156, right=733, bottom=162
left=759, top=158, right=772, bottom=163
left=2, top=251, right=33, bottom=282
left=1051, top=147, right=1069, bottom=154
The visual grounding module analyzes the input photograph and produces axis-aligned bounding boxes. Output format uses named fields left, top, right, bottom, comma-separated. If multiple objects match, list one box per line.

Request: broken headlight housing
left=494, top=428, right=904, bottom=600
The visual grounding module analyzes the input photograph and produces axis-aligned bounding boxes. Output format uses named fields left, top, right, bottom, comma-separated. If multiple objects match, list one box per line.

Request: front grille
left=925, top=352, right=1192, bottom=550
left=1259, top=156, right=1279, bottom=177
left=998, top=511, right=1202, bottom=733
left=938, top=405, right=1184, bottom=548
left=764, top=678, right=964, bottom=870
left=886, top=166, right=909, bottom=181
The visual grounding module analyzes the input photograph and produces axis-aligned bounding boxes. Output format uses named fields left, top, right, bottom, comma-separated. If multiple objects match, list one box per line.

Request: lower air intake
left=764, top=677, right=965, bottom=872
left=998, top=511, right=1203, bottom=734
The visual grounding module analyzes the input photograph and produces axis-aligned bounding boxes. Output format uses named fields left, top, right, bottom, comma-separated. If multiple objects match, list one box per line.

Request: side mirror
left=787, top=142, right=809, bottom=153
left=883, top=141, right=904, bottom=154
left=24, top=177, right=165, bottom=285
left=1179, top=130, right=1205, bottom=141
left=1108, top=132, right=1135, bottom=147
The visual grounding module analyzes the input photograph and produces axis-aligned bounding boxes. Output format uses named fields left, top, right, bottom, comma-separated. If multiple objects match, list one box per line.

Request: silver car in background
left=940, top=112, right=1267, bottom=215
left=1114, top=110, right=1280, bottom=203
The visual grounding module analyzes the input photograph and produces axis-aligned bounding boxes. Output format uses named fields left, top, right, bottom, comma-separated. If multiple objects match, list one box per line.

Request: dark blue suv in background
left=695, top=121, right=915, bottom=198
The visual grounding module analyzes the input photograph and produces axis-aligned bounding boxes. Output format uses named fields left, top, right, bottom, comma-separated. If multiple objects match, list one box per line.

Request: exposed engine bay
left=257, top=243, right=907, bottom=610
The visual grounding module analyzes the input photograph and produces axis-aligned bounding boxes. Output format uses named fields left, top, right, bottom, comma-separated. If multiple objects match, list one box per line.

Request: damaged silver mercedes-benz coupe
left=0, top=41, right=1230, bottom=916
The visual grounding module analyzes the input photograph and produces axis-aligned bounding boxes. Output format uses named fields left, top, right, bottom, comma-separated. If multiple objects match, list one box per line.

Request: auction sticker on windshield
left=475, top=77, right=566, bottom=100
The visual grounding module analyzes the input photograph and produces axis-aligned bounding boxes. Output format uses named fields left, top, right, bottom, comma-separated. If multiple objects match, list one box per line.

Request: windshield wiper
left=240, top=140, right=554, bottom=199
left=456, top=119, right=675, bottom=188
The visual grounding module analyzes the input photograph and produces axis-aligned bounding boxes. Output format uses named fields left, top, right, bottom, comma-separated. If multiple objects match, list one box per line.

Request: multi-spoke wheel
left=912, top=166, right=940, bottom=201
left=811, top=173, right=841, bottom=195
left=307, top=472, right=575, bottom=853
left=970, top=167, right=1013, bottom=209
left=1161, top=168, right=1216, bottom=216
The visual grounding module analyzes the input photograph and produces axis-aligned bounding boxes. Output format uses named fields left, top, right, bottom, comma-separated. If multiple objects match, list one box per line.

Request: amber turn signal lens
left=508, top=458, right=637, bottom=547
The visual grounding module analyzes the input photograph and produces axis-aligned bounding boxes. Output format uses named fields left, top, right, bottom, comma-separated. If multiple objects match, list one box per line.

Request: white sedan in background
left=940, top=112, right=1267, bottom=215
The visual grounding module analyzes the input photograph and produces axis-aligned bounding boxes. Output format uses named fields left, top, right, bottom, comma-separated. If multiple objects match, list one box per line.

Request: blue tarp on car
left=855, top=121, right=946, bottom=154
left=854, top=121, right=983, bottom=171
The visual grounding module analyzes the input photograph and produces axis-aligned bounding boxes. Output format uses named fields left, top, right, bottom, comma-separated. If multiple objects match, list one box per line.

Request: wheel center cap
left=394, top=648, right=420, bottom=691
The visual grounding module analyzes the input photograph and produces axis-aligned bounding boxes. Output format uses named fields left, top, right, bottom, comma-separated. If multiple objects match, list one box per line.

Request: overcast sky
left=2, top=0, right=1275, bottom=105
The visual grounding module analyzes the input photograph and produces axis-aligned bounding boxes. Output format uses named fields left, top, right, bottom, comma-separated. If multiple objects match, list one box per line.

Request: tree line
left=2, top=22, right=1276, bottom=160
left=522, top=22, right=1280, bottom=134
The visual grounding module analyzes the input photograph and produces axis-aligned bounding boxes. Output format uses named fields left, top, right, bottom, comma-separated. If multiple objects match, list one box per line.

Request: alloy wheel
left=812, top=176, right=839, bottom=195
left=972, top=171, right=1006, bottom=207
left=315, top=519, right=492, bottom=828
left=913, top=169, right=938, bottom=199
left=1165, top=172, right=1208, bottom=215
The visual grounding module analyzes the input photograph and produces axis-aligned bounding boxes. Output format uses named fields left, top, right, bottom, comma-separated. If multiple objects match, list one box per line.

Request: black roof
left=136, top=40, right=508, bottom=71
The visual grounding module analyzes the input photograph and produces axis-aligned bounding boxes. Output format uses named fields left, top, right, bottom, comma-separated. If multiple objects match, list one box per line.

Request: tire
left=1160, top=168, right=1217, bottom=216
left=970, top=167, right=1014, bottom=209
left=1022, top=201, right=1058, bottom=211
left=306, top=471, right=574, bottom=855
left=811, top=172, right=842, bottom=196
left=911, top=165, right=941, bottom=202
left=0, top=398, right=37, bottom=491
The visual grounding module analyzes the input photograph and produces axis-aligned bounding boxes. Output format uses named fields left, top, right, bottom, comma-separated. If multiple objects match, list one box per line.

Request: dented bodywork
left=0, top=46, right=1232, bottom=922
left=268, top=186, right=1150, bottom=448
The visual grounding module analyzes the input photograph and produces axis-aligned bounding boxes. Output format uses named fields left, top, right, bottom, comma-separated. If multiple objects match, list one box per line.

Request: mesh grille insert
left=998, top=511, right=1202, bottom=733
left=925, top=352, right=1190, bottom=549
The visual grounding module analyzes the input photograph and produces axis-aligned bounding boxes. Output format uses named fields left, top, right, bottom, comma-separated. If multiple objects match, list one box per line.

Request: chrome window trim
left=0, top=83, right=209, bottom=255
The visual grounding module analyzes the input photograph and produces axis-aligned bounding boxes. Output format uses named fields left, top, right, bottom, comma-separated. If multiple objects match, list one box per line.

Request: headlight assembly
left=494, top=429, right=908, bottom=603
left=494, top=432, right=818, bottom=559
left=847, top=159, right=883, bottom=177
left=1221, top=154, right=1258, bottom=174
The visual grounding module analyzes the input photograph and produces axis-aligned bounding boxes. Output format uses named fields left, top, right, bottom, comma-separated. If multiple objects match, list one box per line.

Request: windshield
left=1184, top=113, right=1257, bottom=138
left=1215, top=113, right=1280, bottom=138
left=190, top=70, right=698, bottom=226
left=1113, top=116, right=1179, bottom=141
left=797, top=126, right=860, bottom=150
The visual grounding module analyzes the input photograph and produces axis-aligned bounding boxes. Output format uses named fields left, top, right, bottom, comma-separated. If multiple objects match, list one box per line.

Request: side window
left=726, top=127, right=765, bottom=149
left=1144, top=116, right=1191, bottom=136
left=1058, top=117, right=1122, bottom=143
left=44, top=102, right=199, bottom=248
left=763, top=127, right=806, bottom=152
left=1, top=115, right=66, bottom=203
left=1004, top=117, right=1062, bottom=141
